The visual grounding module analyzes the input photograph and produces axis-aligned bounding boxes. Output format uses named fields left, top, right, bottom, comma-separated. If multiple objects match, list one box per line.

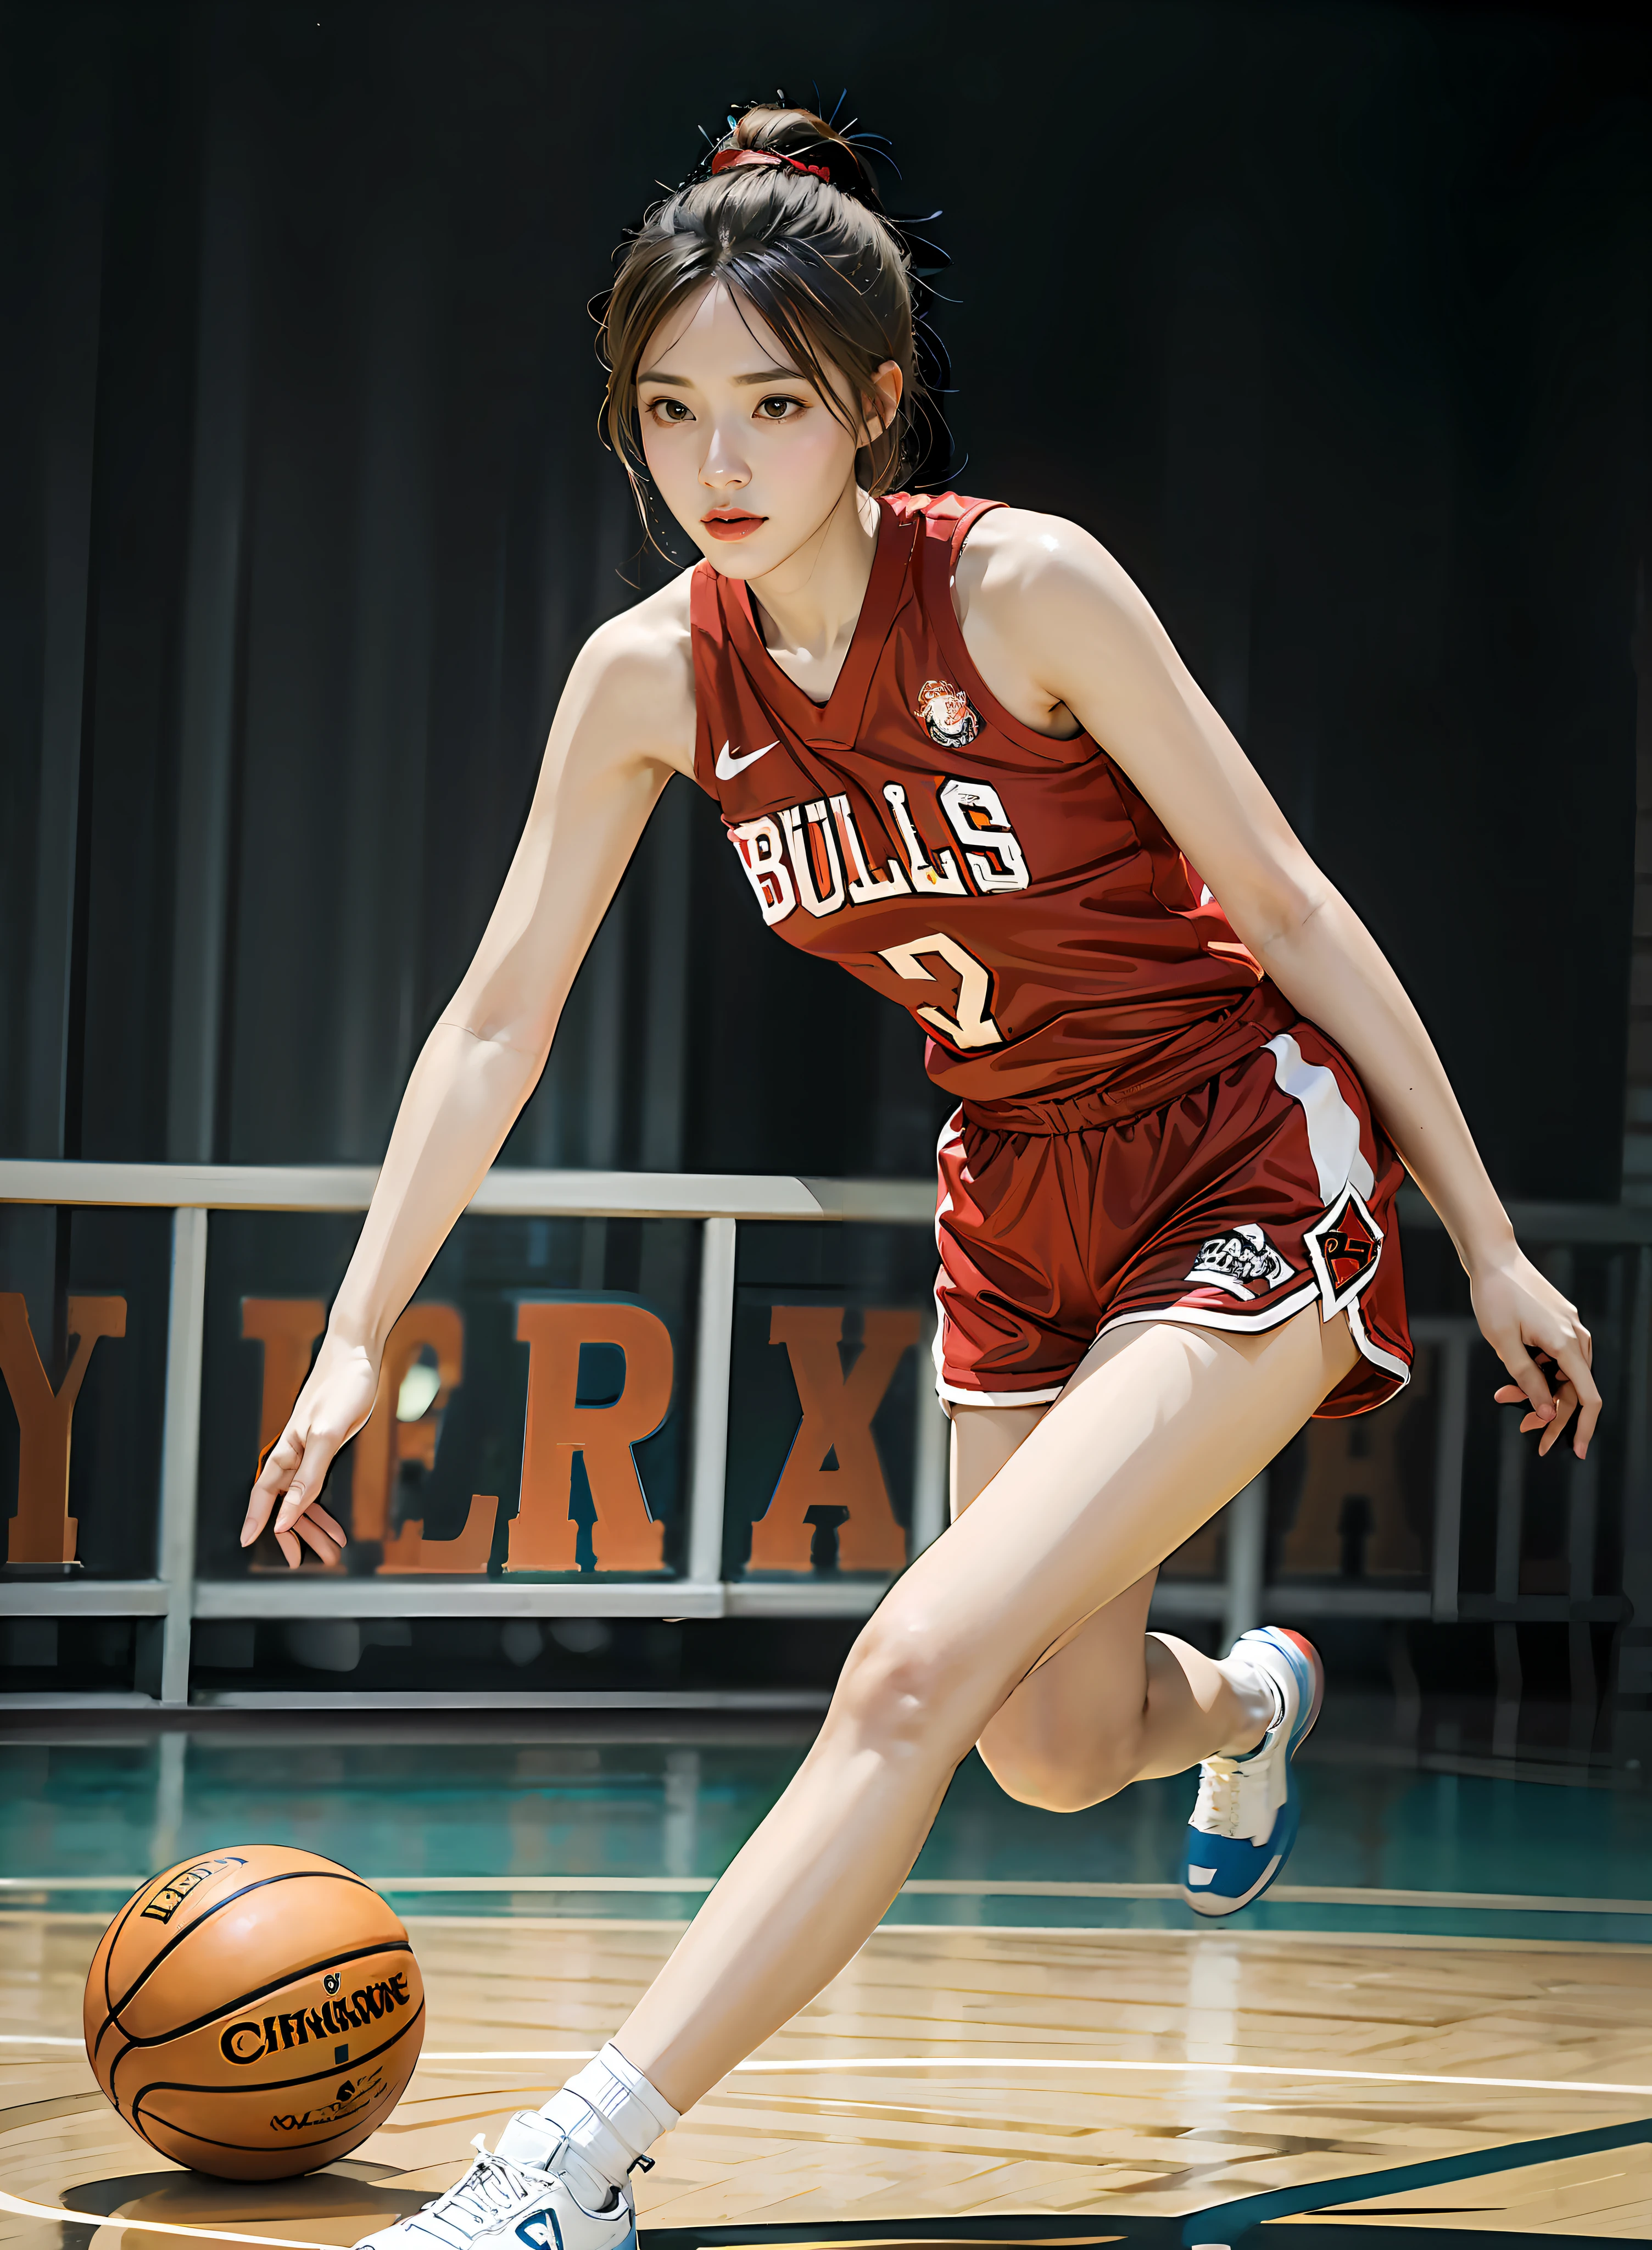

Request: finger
left=275, top=1522, right=303, bottom=1569
left=305, top=1501, right=349, bottom=1548
left=274, top=1432, right=340, bottom=1538
left=1537, top=1382, right=1578, bottom=1457
left=1497, top=1340, right=1555, bottom=1425
left=288, top=1497, right=347, bottom=1550
left=240, top=1489, right=275, bottom=1548
left=1495, top=1395, right=1551, bottom=1433
left=1492, top=1382, right=1551, bottom=1436
left=1575, top=1385, right=1602, bottom=1457
left=1552, top=1338, right=1603, bottom=1457
left=242, top=1433, right=302, bottom=1545
left=293, top=1513, right=341, bottom=1566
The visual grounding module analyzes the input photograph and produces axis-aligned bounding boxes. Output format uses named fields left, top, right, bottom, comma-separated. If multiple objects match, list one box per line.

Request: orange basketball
left=83, top=1845, right=424, bottom=2180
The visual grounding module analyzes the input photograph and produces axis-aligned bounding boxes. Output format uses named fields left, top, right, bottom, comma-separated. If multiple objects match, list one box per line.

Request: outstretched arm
left=967, top=512, right=1599, bottom=1456
left=242, top=589, right=698, bottom=1563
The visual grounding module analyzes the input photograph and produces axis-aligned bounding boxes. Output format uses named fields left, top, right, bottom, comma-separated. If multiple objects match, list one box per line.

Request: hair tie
left=710, top=148, right=833, bottom=186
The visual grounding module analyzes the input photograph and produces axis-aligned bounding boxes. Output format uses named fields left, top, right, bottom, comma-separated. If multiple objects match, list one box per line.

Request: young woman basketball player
left=239, top=103, right=1599, bottom=2250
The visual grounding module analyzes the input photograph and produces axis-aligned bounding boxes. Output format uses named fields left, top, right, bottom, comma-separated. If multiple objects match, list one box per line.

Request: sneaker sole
left=1183, top=1844, right=1288, bottom=1917
left=1274, top=1627, right=1325, bottom=1752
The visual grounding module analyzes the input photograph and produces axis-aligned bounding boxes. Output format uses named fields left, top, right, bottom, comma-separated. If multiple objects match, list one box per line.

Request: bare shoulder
left=946, top=508, right=1155, bottom=739
left=566, top=569, right=698, bottom=778
left=954, top=506, right=1136, bottom=626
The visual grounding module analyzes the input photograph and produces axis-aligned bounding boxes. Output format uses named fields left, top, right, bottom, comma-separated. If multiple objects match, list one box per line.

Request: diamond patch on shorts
left=1186, top=1223, right=1296, bottom=1301
left=1304, top=1185, right=1383, bottom=1314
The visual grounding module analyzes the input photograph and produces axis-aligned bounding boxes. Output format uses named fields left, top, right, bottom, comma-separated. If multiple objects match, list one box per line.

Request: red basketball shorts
left=933, top=1023, right=1411, bottom=1420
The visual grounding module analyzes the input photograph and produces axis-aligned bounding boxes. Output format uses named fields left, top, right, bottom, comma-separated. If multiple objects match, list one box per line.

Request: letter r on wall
left=509, top=1302, right=674, bottom=1573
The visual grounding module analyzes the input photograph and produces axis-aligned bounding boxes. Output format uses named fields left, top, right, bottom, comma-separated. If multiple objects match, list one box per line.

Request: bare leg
left=974, top=1572, right=1274, bottom=1807
left=611, top=1304, right=1356, bottom=2113
left=951, top=1399, right=1312, bottom=1810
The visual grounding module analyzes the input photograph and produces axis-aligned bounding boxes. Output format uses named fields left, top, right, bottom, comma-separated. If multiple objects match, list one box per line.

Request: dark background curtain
left=2, top=0, right=1647, bottom=1194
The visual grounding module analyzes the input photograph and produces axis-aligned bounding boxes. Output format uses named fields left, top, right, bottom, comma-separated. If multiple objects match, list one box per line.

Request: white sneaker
left=353, top=2110, right=637, bottom=2250
left=1178, top=1625, right=1324, bottom=1918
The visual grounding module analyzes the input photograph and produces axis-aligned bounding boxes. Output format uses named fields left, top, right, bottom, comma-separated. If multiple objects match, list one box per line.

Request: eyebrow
left=637, top=366, right=810, bottom=388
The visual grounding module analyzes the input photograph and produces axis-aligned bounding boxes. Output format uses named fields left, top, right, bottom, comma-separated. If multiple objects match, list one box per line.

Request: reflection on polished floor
left=4, top=1728, right=1651, bottom=2246
left=8, top=1728, right=1652, bottom=1942
left=5, top=1915, right=1652, bottom=2245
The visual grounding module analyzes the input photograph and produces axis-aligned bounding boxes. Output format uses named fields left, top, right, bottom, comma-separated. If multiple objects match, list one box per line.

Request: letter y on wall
left=0, top=1294, right=126, bottom=1564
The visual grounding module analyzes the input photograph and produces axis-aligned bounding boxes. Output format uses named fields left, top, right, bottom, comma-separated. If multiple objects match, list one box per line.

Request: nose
left=701, top=416, right=751, bottom=492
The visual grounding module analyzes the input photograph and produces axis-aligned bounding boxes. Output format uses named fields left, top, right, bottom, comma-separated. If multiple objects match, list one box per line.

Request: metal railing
left=0, top=1162, right=945, bottom=1708
left=3, top=1162, right=1650, bottom=1728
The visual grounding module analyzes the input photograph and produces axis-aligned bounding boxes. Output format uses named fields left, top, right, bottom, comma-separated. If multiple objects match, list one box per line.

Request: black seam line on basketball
left=101, top=1858, right=214, bottom=2027
left=105, top=1937, right=414, bottom=2056
left=129, top=2067, right=409, bottom=2152
left=123, top=1998, right=423, bottom=2118
left=92, top=1869, right=375, bottom=2058
left=96, top=1866, right=373, bottom=2043
left=100, top=1973, right=412, bottom=2114
left=131, top=2077, right=401, bottom=2155
left=111, top=1994, right=417, bottom=2116
left=102, top=1882, right=152, bottom=2023
left=137, top=2122, right=383, bottom=2163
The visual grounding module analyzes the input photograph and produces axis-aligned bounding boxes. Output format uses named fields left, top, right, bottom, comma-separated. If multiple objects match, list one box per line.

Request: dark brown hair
left=597, top=103, right=942, bottom=515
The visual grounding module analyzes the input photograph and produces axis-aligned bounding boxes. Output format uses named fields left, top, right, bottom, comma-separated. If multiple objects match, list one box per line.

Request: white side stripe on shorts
left=1346, top=1292, right=1411, bottom=1384
left=933, top=1110, right=964, bottom=1404
left=1265, top=1033, right=1374, bottom=1205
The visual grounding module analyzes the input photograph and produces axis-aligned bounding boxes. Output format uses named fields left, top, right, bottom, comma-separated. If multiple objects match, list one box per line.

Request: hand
left=239, top=1334, right=381, bottom=1567
left=1471, top=1244, right=1599, bottom=1459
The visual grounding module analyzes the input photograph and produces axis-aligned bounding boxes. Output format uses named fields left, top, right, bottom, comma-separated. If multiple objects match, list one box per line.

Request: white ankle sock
left=535, top=2042, right=680, bottom=2207
left=1223, top=1651, right=1284, bottom=1754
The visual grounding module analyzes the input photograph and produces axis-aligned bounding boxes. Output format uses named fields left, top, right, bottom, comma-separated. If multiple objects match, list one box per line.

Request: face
left=635, top=280, right=902, bottom=579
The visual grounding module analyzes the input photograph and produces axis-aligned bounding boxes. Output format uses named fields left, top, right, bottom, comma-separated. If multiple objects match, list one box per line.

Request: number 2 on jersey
left=877, top=932, right=1003, bottom=1050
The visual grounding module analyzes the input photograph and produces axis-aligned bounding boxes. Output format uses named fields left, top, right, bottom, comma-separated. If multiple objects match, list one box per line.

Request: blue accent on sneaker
left=516, top=2220, right=564, bottom=2250
left=1179, top=1627, right=1324, bottom=1918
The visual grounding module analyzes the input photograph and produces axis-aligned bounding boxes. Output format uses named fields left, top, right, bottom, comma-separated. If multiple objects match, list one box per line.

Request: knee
left=979, top=1712, right=1148, bottom=1813
left=828, top=1602, right=978, bottom=1753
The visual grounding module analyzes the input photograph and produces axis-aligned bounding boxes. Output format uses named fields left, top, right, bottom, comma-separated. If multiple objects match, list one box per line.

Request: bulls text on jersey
left=728, top=775, right=1031, bottom=929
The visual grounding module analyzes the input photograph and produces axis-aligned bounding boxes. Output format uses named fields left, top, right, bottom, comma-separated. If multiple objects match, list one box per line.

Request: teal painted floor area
left=4, top=1733, right=1651, bottom=1943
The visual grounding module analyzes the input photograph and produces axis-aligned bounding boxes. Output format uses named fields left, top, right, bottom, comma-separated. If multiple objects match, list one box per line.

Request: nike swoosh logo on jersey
left=716, top=739, right=778, bottom=778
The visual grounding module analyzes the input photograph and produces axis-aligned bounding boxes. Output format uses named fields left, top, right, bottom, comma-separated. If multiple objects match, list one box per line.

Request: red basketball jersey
left=689, top=493, right=1293, bottom=1122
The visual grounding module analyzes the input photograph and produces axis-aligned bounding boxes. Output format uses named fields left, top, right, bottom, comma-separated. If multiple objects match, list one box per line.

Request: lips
left=702, top=511, right=766, bottom=542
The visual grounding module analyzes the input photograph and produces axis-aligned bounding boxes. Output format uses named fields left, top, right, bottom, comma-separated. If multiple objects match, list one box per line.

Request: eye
left=644, top=396, right=693, bottom=425
left=755, top=394, right=805, bottom=421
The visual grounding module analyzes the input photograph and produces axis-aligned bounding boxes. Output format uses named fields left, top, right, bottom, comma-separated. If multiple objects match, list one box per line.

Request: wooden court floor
left=3, top=1913, right=1651, bottom=2246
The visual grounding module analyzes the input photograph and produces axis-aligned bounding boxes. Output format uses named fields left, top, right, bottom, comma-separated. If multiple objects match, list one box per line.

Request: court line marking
left=0, top=2187, right=337, bottom=2249
left=4, top=1875, right=1651, bottom=1914
left=9, top=2032, right=1651, bottom=2098
left=423, top=2054, right=1652, bottom=2098
left=393, top=1915, right=1652, bottom=1954
left=1179, top=2111, right=1652, bottom=2245
left=718, top=2058, right=1652, bottom=2097
left=15, top=1914, right=1652, bottom=1953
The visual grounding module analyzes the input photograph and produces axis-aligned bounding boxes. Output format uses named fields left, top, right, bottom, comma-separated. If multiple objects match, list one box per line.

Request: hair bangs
left=597, top=101, right=950, bottom=533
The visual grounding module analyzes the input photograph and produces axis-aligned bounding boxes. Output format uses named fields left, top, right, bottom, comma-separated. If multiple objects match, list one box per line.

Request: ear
left=861, top=358, right=905, bottom=444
